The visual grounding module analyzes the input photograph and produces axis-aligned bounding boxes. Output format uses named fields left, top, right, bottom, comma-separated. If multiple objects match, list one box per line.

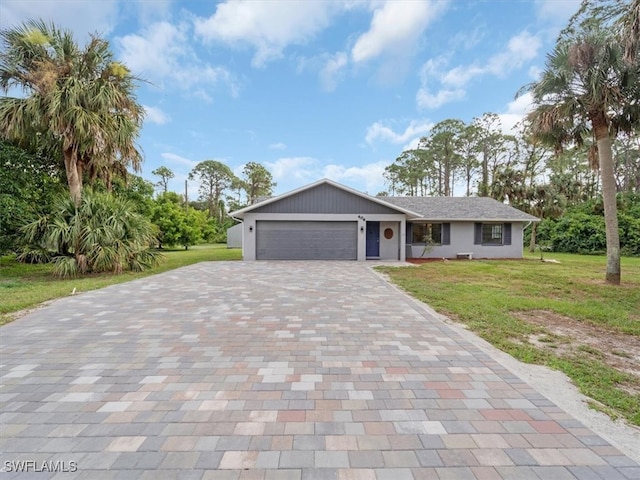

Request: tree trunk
left=481, top=147, right=489, bottom=196
left=594, top=120, right=621, bottom=285
left=444, top=163, right=450, bottom=196
left=63, top=147, right=83, bottom=206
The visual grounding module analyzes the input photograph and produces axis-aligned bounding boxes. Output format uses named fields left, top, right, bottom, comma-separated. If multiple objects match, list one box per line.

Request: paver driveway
left=1, top=261, right=638, bottom=480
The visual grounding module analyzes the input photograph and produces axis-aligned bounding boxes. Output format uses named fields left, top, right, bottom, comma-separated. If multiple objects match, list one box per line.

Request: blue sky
left=0, top=0, right=581, bottom=198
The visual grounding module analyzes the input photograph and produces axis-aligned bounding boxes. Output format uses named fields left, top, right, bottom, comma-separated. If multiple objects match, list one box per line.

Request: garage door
left=256, top=221, right=357, bottom=260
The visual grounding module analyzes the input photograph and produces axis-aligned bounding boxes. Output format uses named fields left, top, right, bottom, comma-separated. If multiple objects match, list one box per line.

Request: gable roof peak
left=229, top=178, right=420, bottom=218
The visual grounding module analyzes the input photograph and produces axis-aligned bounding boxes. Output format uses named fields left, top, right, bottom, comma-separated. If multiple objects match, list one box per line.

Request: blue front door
left=366, top=221, right=380, bottom=257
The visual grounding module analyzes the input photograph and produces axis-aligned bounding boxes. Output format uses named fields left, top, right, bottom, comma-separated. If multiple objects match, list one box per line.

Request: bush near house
left=532, top=193, right=640, bottom=256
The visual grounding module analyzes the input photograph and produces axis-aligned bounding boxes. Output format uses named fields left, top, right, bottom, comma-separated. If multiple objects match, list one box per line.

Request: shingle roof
left=380, top=196, right=539, bottom=222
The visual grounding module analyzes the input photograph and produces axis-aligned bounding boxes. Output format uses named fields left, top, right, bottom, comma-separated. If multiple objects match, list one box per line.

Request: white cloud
left=497, top=92, right=534, bottom=134
left=118, top=22, right=183, bottom=77
left=441, top=65, right=484, bottom=89
left=441, top=31, right=541, bottom=88
left=449, top=27, right=485, bottom=51
left=320, top=52, right=348, bottom=91
left=269, top=142, right=287, bottom=150
left=265, top=157, right=318, bottom=183
left=143, top=105, right=170, bottom=125
left=351, top=0, right=446, bottom=64
left=416, top=31, right=542, bottom=110
left=116, top=22, right=237, bottom=99
left=416, top=56, right=466, bottom=109
left=365, top=119, right=433, bottom=145
left=485, top=31, right=542, bottom=77
left=194, top=1, right=341, bottom=67
left=401, top=137, right=423, bottom=152
left=416, top=87, right=465, bottom=109
left=417, top=56, right=449, bottom=81
left=266, top=156, right=389, bottom=195
left=0, top=0, right=118, bottom=40
left=322, top=161, right=388, bottom=194
left=161, top=152, right=199, bottom=168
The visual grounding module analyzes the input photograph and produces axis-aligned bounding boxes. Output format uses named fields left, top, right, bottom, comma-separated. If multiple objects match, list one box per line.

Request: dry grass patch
left=515, top=309, right=640, bottom=396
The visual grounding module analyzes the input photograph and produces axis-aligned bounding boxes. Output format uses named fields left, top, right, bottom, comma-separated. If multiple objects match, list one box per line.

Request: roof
left=229, top=178, right=421, bottom=219
left=379, top=196, right=539, bottom=222
left=228, top=178, right=538, bottom=222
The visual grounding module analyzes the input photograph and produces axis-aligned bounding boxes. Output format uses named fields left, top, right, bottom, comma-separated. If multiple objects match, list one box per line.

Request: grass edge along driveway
left=377, top=252, right=640, bottom=427
left=0, top=244, right=242, bottom=326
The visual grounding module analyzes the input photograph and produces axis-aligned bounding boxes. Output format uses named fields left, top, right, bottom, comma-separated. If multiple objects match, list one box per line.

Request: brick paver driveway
left=1, top=262, right=638, bottom=479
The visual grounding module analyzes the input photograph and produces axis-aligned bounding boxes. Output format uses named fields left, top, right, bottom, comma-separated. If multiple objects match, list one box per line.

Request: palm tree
left=523, top=27, right=640, bottom=284
left=0, top=20, right=144, bottom=205
left=19, top=189, right=161, bottom=277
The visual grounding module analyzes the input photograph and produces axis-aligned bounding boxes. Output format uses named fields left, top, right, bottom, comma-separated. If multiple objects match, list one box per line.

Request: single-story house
left=228, top=178, right=538, bottom=261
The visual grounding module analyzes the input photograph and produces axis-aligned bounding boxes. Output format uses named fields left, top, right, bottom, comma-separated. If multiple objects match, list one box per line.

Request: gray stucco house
left=228, top=178, right=538, bottom=261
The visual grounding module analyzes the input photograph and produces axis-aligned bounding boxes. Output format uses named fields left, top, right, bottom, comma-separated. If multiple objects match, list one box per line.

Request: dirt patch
left=514, top=310, right=640, bottom=393
left=407, top=257, right=521, bottom=264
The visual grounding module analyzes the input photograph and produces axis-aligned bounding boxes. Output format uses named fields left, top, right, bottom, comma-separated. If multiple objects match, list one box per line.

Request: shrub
left=18, top=190, right=162, bottom=277
left=533, top=193, right=640, bottom=257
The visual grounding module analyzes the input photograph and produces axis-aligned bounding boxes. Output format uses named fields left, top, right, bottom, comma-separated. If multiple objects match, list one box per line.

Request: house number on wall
left=384, top=228, right=393, bottom=239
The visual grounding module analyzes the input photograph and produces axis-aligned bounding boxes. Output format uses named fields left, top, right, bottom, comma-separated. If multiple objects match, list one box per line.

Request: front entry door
left=366, top=221, right=380, bottom=257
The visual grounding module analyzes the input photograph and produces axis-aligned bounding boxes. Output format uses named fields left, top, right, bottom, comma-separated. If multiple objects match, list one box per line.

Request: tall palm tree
left=524, top=26, right=640, bottom=284
left=0, top=20, right=144, bottom=205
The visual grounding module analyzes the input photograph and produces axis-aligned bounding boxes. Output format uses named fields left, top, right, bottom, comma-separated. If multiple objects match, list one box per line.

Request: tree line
left=1, top=1, right=638, bottom=282
left=0, top=19, right=277, bottom=276
left=149, top=160, right=275, bottom=250
left=382, top=0, right=640, bottom=283
left=0, top=138, right=276, bottom=273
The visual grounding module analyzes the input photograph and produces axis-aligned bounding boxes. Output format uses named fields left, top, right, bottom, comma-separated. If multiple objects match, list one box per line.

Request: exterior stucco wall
left=407, top=222, right=527, bottom=259
left=379, top=221, right=400, bottom=261
left=226, top=223, right=243, bottom=249
left=242, top=213, right=406, bottom=261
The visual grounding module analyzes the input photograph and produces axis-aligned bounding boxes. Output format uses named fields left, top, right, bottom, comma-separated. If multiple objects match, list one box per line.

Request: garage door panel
left=256, top=221, right=357, bottom=260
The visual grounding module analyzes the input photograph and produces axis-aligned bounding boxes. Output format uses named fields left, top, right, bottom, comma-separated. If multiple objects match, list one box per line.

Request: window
left=483, top=224, right=502, bottom=244
left=410, top=223, right=450, bottom=245
left=475, top=223, right=512, bottom=245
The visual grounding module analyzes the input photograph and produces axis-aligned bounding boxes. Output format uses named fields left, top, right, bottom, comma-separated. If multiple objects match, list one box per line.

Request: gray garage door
left=256, top=221, right=357, bottom=260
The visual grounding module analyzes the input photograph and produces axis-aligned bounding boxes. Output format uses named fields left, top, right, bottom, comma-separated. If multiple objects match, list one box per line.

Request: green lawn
left=0, top=244, right=241, bottom=325
left=378, top=252, right=640, bottom=426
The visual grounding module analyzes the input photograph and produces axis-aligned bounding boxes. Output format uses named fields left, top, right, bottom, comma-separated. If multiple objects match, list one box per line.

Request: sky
left=0, top=0, right=583, bottom=199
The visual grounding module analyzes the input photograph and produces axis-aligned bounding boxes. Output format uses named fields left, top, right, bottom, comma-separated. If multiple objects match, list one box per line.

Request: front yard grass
left=378, top=252, right=640, bottom=426
left=0, top=244, right=241, bottom=326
